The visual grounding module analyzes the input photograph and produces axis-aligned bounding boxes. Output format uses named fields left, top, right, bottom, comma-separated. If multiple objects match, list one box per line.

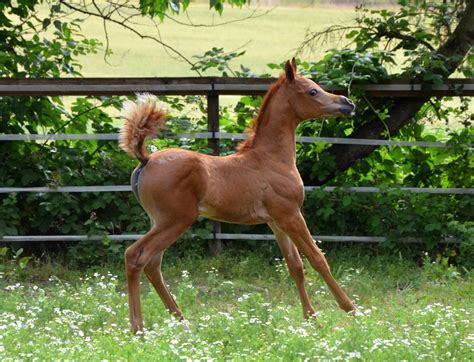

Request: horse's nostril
left=339, top=96, right=356, bottom=117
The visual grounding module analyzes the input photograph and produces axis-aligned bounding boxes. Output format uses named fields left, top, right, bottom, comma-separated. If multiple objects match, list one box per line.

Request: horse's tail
left=119, top=94, right=167, bottom=165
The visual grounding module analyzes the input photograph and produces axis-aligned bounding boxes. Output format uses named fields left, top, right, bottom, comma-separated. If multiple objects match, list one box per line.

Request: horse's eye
left=308, top=89, right=318, bottom=96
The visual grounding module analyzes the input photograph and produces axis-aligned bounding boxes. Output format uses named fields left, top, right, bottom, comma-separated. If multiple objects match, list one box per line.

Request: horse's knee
left=125, top=246, right=146, bottom=275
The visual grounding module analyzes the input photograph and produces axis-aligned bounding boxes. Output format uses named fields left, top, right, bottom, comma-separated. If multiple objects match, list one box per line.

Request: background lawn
left=70, top=3, right=359, bottom=77
left=1, top=248, right=472, bottom=360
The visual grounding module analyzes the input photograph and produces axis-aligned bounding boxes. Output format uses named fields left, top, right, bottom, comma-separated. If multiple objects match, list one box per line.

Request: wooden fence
left=1, top=77, right=473, bottom=245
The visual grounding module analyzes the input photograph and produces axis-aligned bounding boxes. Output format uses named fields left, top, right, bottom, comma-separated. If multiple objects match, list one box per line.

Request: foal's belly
left=198, top=196, right=271, bottom=225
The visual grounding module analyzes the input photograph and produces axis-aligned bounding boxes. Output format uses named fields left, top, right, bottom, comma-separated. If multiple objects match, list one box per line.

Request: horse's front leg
left=273, top=211, right=356, bottom=313
left=268, top=222, right=316, bottom=318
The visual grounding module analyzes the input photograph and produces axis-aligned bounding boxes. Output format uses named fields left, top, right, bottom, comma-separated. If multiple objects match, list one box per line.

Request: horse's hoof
left=130, top=322, right=144, bottom=334
left=180, top=319, right=191, bottom=331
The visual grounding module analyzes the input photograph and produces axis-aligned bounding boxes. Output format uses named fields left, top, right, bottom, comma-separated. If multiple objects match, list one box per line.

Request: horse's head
left=283, top=58, right=355, bottom=121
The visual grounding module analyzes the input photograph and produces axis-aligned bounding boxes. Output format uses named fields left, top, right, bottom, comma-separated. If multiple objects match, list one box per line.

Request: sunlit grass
left=1, top=251, right=472, bottom=360
left=71, top=3, right=358, bottom=77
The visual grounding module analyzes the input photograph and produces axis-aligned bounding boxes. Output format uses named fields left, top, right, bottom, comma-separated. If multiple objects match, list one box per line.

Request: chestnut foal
left=120, top=59, right=357, bottom=333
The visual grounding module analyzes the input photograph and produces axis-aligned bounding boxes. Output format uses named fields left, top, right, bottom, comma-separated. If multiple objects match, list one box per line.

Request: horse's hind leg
left=125, top=215, right=195, bottom=333
left=269, top=222, right=316, bottom=318
left=144, top=251, right=183, bottom=319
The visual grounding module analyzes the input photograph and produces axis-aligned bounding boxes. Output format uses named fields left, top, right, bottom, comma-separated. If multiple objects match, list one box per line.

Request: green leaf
left=342, top=195, right=352, bottom=207
left=42, top=18, right=51, bottom=30
left=53, top=19, right=62, bottom=32
left=19, top=256, right=32, bottom=269
left=0, top=247, right=8, bottom=257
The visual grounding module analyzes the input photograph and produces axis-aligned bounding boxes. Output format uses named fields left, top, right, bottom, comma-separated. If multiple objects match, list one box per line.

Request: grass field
left=1, top=250, right=472, bottom=360
left=73, top=3, right=358, bottom=77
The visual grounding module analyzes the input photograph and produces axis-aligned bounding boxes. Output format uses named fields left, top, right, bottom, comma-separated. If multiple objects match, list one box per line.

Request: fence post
left=207, top=93, right=223, bottom=255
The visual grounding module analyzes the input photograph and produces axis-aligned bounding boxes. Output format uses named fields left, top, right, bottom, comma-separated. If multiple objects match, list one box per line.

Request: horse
left=119, top=59, right=357, bottom=333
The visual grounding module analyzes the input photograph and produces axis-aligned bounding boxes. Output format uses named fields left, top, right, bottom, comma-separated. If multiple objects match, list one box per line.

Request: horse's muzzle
left=339, top=96, right=356, bottom=117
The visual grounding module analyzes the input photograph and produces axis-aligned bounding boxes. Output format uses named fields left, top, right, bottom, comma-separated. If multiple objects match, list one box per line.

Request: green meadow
left=75, top=3, right=358, bottom=77
left=1, top=250, right=472, bottom=360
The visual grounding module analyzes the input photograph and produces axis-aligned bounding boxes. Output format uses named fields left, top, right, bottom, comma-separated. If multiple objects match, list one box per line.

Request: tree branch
left=59, top=0, right=200, bottom=74
left=378, top=30, right=435, bottom=52
left=297, top=25, right=360, bottom=56
left=163, top=6, right=274, bottom=28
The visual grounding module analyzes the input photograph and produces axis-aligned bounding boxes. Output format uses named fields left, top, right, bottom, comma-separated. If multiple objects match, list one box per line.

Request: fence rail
left=0, top=77, right=473, bottom=97
left=1, top=77, right=473, bottom=245
left=0, top=234, right=459, bottom=244
left=1, top=185, right=472, bottom=194
left=1, top=131, right=468, bottom=148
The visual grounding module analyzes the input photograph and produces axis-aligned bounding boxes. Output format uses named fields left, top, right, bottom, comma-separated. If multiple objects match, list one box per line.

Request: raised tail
left=119, top=94, right=167, bottom=164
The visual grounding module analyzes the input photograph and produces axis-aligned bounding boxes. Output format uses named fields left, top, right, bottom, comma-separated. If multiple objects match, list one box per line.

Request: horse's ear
left=291, top=57, right=297, bottom=73
left=285, top=60, right=295, bottom=82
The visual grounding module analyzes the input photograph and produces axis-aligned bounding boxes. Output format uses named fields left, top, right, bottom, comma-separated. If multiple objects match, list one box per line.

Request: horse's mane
left=237, top=75, right=285, bottom=152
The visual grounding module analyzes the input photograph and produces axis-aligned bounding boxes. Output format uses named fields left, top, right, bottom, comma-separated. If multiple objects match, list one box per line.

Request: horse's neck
left=252, top=93, right=299, bottom=165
